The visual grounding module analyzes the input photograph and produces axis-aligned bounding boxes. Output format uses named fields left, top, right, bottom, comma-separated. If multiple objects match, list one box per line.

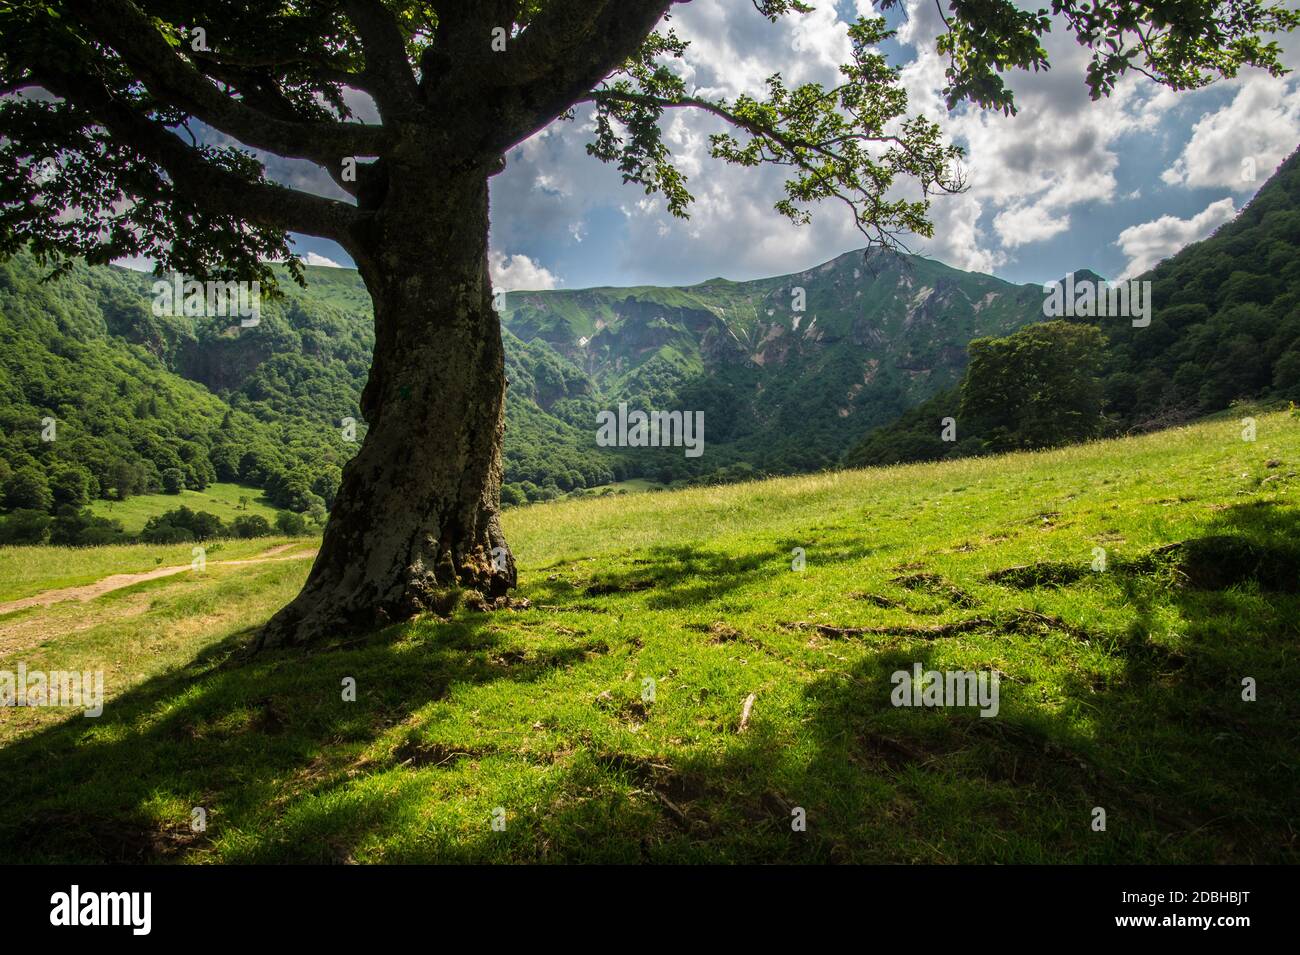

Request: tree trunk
left=259, top=166, right=515, bottom=647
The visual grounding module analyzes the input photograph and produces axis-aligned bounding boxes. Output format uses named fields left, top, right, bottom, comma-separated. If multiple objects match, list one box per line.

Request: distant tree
left=140, top=522, right=194, bottom=544
left=50, top=465, right=93, bottom=508
left=107, top=460, right=144, bottom=501
left=4, top=466, right=53, bottom=512
left=275, top=511, right=309, bottom=535
left=0, top=508, right=53, bottom=544
left=161, top=467, right=186, bottom=495
left=142, top=506, right=226, bottom=542
left=306, top=501, right=328, bottom=527
left=1274, top=348, right=1300, bottom=400
left=961, top=322, right=1106, bottom=452
left=48, top=505, right=123, bottom=546
left=233, top=514, right=273, bottom=538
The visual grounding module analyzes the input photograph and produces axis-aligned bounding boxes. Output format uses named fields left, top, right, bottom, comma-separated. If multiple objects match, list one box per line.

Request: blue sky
left=281, top=0, right=1300, bottom=292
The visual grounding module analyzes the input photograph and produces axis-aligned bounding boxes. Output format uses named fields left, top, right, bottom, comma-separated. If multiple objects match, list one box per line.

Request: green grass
left=88, top=481, right=288, bottom=534
left=0, top=536, right=313, bottom=603
left=1, top=413, right=1297, bottom=863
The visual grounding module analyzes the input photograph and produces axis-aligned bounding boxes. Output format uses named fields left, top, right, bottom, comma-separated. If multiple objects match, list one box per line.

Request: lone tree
left=1, top=0, right=1295, bottom=645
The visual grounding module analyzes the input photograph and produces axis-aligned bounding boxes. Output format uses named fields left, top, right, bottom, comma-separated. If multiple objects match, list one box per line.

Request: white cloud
left=482, top=0, right=1293, bottom=287
left=300, top=251, right=344, bottom=268
left=890, top=0, right=1180, bottom=268
left=489, top=250, right=559, bottom=291
left=992, top=204, right=1072, bottom=249
left=1115, top=197, right=1237, bottom=279
left=1162, top=74, right=1300, bottom=191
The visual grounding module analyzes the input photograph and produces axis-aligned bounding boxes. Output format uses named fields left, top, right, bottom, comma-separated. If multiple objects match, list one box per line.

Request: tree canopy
left=3, top=0, right=1296, bottom=281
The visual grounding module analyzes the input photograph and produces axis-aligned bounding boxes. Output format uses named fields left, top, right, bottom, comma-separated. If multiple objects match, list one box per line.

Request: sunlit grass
left=0, top=413, right=1296, bottom=863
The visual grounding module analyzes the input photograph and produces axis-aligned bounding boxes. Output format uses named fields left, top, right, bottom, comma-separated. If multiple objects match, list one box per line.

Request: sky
left=251, top=0, right=1300, bottom=292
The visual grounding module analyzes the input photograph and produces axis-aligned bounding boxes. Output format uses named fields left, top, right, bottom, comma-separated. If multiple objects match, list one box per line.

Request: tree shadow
left=526, top=536, right=892, bottom=613
left=4, top=501, right=1295, bottom=863
left=421, top=500, right=1300, bottom=863
left=0, top=612, right=604, bottom=863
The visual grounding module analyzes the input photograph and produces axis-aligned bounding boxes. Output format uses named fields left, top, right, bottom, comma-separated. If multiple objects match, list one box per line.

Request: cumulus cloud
left=1162, top=75, right=1300, bottom=191
left=1115, top=197, right=1237, bottom=279
left=489, top=250, right=559, bottom=291
left=993, top=204, right=1072, bottom=249
left=891, top=0, right=1177, bottom=268
left=300, top=251, right=344, bottom=268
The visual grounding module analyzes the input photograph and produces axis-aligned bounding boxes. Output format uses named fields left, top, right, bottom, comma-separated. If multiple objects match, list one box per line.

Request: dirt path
left=0, top=544, right=318, bottom=616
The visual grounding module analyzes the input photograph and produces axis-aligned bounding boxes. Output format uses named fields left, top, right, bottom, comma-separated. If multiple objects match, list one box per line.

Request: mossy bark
left=260, top=166, right=515, bottom=647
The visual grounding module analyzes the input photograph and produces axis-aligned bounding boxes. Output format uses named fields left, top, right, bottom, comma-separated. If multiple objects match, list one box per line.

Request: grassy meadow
left=88, top=481, right=289, bottom=534
left=0, top=412, right=1296, bottom=863
left=0, top=535, right=310, bottom=604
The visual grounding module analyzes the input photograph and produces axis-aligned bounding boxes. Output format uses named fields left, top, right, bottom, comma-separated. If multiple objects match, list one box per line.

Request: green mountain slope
left=3, top=412, right=1297, bottom=862
left=845, top=146, right=1300, bottom=467
left=2, top=241, right=1049, bottom=528
left=0, top=254, right=356, bottom=528
left=501, top=249, right=1045, bottom=480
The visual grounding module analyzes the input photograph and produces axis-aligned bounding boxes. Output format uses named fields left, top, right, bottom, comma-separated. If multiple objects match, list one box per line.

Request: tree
left=50, top=465, right=93, bottom=508
left=960, top=321, right=1106, bottom=451
left=2, top=1, right=1295, bottom=645
left=161, top=467, right=186, bottom=494
left=0, top=508, right=52, bottom=545
left=233, top=514, right=273, bottom=538
left=50, top=505, right=126, bottom=546
left=275, top=510, right=309, bottom=535
left=4, top=466, right=53, bottom=512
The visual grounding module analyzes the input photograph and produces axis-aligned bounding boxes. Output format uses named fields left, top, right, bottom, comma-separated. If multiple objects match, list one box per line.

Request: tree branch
left=342, top=0, right=421, bottom=116
left=35, top=65, right=360, bottom=242
left=64, top=0, right=391, bottom=162
left=477, top=0, right=677, bottom=154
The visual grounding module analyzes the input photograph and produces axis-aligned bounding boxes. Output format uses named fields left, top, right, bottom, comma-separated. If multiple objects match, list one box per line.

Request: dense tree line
left=846, top=148, right=1300, bottom=469
left=0, top=253, right=355, bottom=533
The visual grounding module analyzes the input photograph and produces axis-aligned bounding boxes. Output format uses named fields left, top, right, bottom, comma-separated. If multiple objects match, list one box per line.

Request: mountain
left=845, top=146, right=1300, bottom=468
left=0, top=242, right=1049, bottom=532
left=0, top=253, right=360, bottom=528
left=500, top=250, right=1045, bottom=484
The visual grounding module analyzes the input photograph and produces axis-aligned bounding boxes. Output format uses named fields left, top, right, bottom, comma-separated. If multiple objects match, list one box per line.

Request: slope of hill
left=845, top=147, right=1300, bottom=467
left=1, top=243, right=1048, bottom=531
left=1097, top=146, right=1300, bottom=421
left=0, top=253, right=347, bottom=525
left=501, top=249, right=1045, bottom=480
left=1, top=412, right=1295, bottom=862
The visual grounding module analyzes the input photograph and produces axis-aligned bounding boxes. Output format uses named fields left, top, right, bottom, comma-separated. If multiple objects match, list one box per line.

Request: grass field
left=0, top=536, right=313, bottom=604
left=88, top=481, right=288, bottom=533
left=0, top=413, right=1297, bottom=863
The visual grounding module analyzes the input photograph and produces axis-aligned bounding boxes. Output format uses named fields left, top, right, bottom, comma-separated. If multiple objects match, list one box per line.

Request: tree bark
left=259, top=164, right=515, bottom=647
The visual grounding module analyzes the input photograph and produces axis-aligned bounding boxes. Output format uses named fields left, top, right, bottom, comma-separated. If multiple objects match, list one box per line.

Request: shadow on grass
left=525, top=535, right=892, bottom=613
left=0, top=613, right=604, bottom=863
left=2, top=501, right=1296, bottom=863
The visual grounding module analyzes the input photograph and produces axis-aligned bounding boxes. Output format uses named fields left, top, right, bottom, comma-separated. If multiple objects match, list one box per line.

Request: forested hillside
left=501, top=251, right=1045, bottom=484
left=1, top=242, right=1050, bottom=539
left=0, top=255, right=358, bottom=542
left=846, top=147, right=1300, bottom=468
left=11, top=130, right=1299, bottom=539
